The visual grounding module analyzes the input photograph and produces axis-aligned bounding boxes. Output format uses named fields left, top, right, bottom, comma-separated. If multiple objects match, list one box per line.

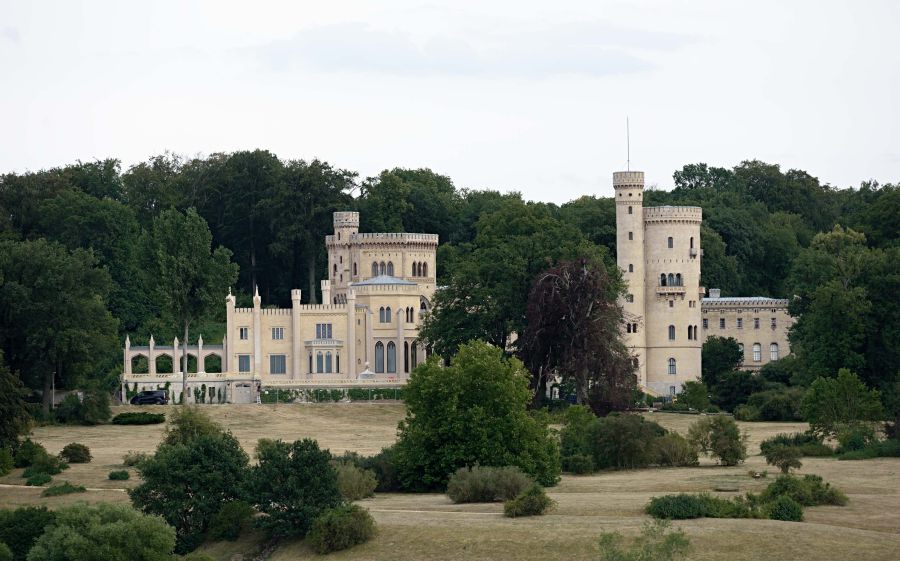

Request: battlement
left=613, top=171, right=645, bottom=189
left=333, top=211, right=359, bottom=229
left=352, top=232, right=438, bottom=245
left=643, top=206, right=702, bottom=223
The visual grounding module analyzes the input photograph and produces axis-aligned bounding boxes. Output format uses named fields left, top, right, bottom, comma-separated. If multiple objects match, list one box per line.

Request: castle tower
left=327, top=212, right=359, bottom=303
left=614, top=171, right=648, bottom=387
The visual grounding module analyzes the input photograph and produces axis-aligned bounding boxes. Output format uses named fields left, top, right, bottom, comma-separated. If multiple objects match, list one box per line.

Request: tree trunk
left=182, top=321, right=189, bottom=405
left=307, top=254, right=317, bottom=304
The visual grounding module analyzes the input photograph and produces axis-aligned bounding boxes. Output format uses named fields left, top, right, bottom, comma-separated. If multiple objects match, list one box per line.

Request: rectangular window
left=315, top=323, right=333, bottom=339
left=753, top=346, right=762, bottom=362
left=702, top=318, right=708, bottom=329
left=238, top=355, right=250, bottom=373
left=239, top=327, right=248, bottom=340
left=270, top=354, right=286, bottom=374
left=754, top=318, right=760, bottom=329
left=669, top=385, right=676, bottom=396
left=737, top=318, right=743, bottom=329
left=625, top=294, right=634, bottom=303
left=719, top=318, right=725, bottom=329
left=628, top=231, right=633, bottom=241
left=771, top=318, right=777, bottom=329
left=272, top=327, right=284, bottom=340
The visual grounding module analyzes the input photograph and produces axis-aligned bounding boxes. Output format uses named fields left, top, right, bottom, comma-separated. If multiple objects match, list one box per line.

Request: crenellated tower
left=614, top=171, right=648, bottom=387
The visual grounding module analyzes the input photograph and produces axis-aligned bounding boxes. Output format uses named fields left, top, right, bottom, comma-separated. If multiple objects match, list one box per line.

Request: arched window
left=675, top=273, right=682, bottom=286
left=632, top=323, right=638, bottom=333
left=667, top=237, right=674, bottom=248
left=387, top=261, right=394, bottom=276
left=668, top=273, right=675, bottom=286
left=628, top=206, right=633, bottom=215
left=417, top=262, right=422, bottom=277
left=420, top=300, right=427, bottom=311
left=316, top=352, right=324, bottom=374
left=404, top=341, right=410, bottom=372
left=423, top=263, right=428, bottom=277
left=325, top=352, right=332, bottom=373
left=668, top=325, right=675, bottom=340
left=660, top=274, right=667, bottom=286
left=379, top=306, right=385, bottom=323
left=375, top=342, right=385, bottom=373
left=770, top=343, right=779, bottom=361
left=411, top=344, right=418, bottom=368
left=628, top=264, right=634, bottom=273
left=668, top=358, right=677, bottom=375
left=379, top=261, right=386, bottom=275
left=412, top=262, right=417, bottom=276
left=752, top=343, right=761, bottom=362
left=387, top=342, right=396, bottom=373
left=687, top=326, right=693, bottom=340
left=385, top=306, right=392, bottom=323
left=372, top=262, right=378, bottom=276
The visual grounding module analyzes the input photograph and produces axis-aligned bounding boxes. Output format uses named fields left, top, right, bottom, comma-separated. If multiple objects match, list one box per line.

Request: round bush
left=108, top=470, right=130, bottom=481
left=503, top=485, right=553, bottom=517
left=446, top=466, right=533, bottom=504
left=306, top=504, right=376, bottom=554
left=767, top=495, right=803, bottom=521
left=654, top=433, right=699, bottom=467
left=59, top=443, right=92, bottom=463
left=26, top=472, right=52, bottom=486
left=335, top=463, right=377, bottom=500
left=14, top=439, right=48, bottom=468
left=562, top=454, right=594, bottom=474
left=207, top=501, right=253, bottom=542
left=122, top=450, right=150, bottom=467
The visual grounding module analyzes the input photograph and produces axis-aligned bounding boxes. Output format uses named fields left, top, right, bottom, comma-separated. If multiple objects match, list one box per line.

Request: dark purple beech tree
left=519, top=257, right=637, bottom=416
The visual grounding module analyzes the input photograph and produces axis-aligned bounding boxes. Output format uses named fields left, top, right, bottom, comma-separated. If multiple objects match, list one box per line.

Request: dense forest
left=0, top=150, right=897, bottom=406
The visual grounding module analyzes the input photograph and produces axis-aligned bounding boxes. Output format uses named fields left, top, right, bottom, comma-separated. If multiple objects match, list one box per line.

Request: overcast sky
left=1, top=1, right=897, bottom=202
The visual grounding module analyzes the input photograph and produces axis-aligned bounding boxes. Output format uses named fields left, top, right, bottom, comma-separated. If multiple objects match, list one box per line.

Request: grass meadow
left=1, top=404, right=898, bottom=560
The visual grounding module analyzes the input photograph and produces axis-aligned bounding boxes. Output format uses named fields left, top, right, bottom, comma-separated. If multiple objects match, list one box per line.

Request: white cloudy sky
left=1, top=1, right=898, bottom=202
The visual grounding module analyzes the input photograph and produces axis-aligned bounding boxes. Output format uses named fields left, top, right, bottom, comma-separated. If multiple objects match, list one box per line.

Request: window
left=333, top=264, right=337, bottom=275
left=719, top=318, right=725, bottom=329
left=752, top=343, right=761, bottom=362
left=628, top=231, right=633, bottom=241
left=737, top=318, right=743, bottom=329
left=771, top=318, right=777, bottom=329
left=754, top=318, right=760, bottom=329
left=628, top=264, right=633, bottom=272
left=668, top=273, right=675, bottom=286
left=385, top=306, right=392, bottom=323
left=316, top=351, right=324, bottom=373
left=690, top=237, right=694, bottom=249
left=353, top=262, right=357, bottom=276
left=703, top=319, right=708, bottom=329
left=626, top=294, right=634, bottom=303
left=668, top=358, right=677, bottom=375
left=371, top=262, right=378, bottom=276
left=668, top=325, right=675, bottom=340
left=626, top=323, right=632, bottom=333
left=411, top=343, right=418, bottom=368
left=631, top=323, right=638, bottom=333
left=669, top=300, right=674, bottom=308
left=387, top=261, right=394, bottom=276
left=675, top=273, right=682, bottom=286
left=325, top=352, right=332, bottom=373
left=309, top=353, right=313, bottom=373
left=272, top=327, right=284, bottom=340
left=404, top=341, right=410, bottom=372
left=660, top=274, right=667, bottom=286
left=375, top=342, right=384, bottom=373
left=670, top=385, right=676, bottom=396
left=667, top=237, right=673, bottom=248
left=770, top=343, right=779, bottom=361
left=687, top=326, right=693, bottom=340
left=628, top=206, right=633, bottom=214
left=378, top=307, right=385, bottom=323
left=379, top=261, right=386, bottom=275
left=238, top=355, right=251, bottom=373
left=336, top=353, right=340, bottom=373
left=387, top=342, right=396, bottom=373
left=423, top=263, right=428, bottom=277
left=412, top=262, right=418, bottom=276
left=316, top=323, right=333, bottom=339
left=270, top=354, right=286, bottom=374
left=239, top=327, right=249, bottom=340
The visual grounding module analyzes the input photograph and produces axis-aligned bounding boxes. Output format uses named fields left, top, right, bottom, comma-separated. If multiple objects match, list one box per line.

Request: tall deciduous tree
left=0, top=351, right=30, bottom=449
left=701, top=336, right=743, bottom=389
left=147, top=208, right=237, bottom=400
left=0, top=239, right=118, bottom=411
left=519, top=258, right=636, bottom=415
left=801, top=369, right=883, bottom=438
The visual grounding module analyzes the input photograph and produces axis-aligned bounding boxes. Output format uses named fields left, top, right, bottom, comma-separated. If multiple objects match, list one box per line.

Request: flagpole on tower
left=627, top=117, right=630, bottom=171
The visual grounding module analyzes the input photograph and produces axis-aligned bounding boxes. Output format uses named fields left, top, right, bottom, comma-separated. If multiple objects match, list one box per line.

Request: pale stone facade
left=122, top=212, right=435, bottom=403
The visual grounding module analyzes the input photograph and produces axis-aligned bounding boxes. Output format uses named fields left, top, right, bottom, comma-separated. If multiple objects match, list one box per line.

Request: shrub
left=306, top=504, right=376, bottom=554
left=112, top=412, right=166, bottom=425
left=23, top=453, right=66, bottom=477
left=745, top=387, right=805, bottom=421
left=446, top=466, right=533, bottom=504
left=0, top=506, right=57, bottom=561
left=766, top=495, right=804, bottom=521
left=732, top=404, right=759, bottom=421
left=40, top=481, right=86, bottom=497
left=25, top=472, right=51, bottom=486
left=0, top=448, right=12, bottom=476
left=503, top=484, right=553, bottom=517
left=245, top=438, right=342, bottom=539
left=688, top=415, right=747, bottom=466
left=162, top=406, right=226, bottom=446
left=802, top=369, right=883, bottom=438
left=26, top=503, right=175, bottom=561
left=764, top=445, right=802, bottom=474
left=335, top=463, right=377, bottom=501
left=838, top=439, right=900, bottom=460
left=122, top=450, right=150, bottom=467
left=355, top=446, right=401, bottom=492
left=654, top=433, right=699, bottom=467
left=108, top=470, right=130, bottom=480
left=760, top=432, right=832, bottom=457
left=59, top=442, right=91, bottom=463
left=587, top=414, right=667, bottom=470
left=0, top=543, right=11, bottom=561
left=207, top=501, right=253, bottom=542
left=678, top=381, right=710, bottom=411
left=645, top=494, right=736, bottom=519
left=54, top=390, right=111, bottom=425
left=562, top=454, right=594, bottom=474
left=836, top=424, right=877, bottom=453
left=761, top=474, right=848, bottom=507
left=598, top=520, right=691, bottom=561
left=13, top=439, right=48, bottom=468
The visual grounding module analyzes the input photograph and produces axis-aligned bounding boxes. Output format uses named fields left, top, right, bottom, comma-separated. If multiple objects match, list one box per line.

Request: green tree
left=26, top=503, right=174, bottom=561
left=701, top=337, right=743, bottom=389
left=121, top=153, right=184, bottom=226
left=0, top=352, right=30, bottom=450
left=0, top=506, right=56, bottom=561
left=801, top=369, right=883, bottom=438
left=129, top=422, right=248, bottom=553
left=519, top=258, right=636, bottom=414
left=147, top=208, right=237, bottom=403
left=0, top=239, right=118, bottom=411
left=687, top=416, right=747, bottom=466
left=244, top=438, right=343, bottom=538
left=394, top=341, right=560, bottom=490
left=677, top=381, right=710, bottom=411
left=764, top=445, right=803, bottom=474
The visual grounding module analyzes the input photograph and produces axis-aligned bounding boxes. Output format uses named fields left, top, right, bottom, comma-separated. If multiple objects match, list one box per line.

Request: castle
left=615, top=171, right=793, bottom=397
left=121, top=173, right=793, bottom=403
left=122, top=211, right=437, bottom=403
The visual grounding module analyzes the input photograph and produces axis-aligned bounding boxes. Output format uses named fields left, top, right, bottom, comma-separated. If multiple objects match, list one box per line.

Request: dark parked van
left=130, top=390, right=168, bottom=405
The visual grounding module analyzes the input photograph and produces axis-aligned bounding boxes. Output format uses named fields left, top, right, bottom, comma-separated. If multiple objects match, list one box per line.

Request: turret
left=614, top=171, right=647, bottom=387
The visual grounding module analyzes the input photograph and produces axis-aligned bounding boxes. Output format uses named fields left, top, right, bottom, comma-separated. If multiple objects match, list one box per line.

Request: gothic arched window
left=668, top=358, right=677, bottom=375
left=387, top=261, right=394, bottom=276
left=375, top=342, right=385, bottom=373
left=387, top=342, right=397, bottom=373
left=371, top=262, right=378, bottom=276
left=668, top=325, right=675, bottom=340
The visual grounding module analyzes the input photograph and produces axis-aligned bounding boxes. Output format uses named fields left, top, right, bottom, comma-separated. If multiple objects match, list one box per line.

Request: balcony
left=656, top=285, right=686, bottom=295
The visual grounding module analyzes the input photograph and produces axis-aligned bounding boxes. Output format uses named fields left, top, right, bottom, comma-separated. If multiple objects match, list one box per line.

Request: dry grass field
left=2, top=404, right=898, bottom=561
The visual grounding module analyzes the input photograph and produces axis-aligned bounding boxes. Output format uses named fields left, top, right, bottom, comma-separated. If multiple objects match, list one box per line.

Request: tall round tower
left=614, top=171, right=648, bottom=387
left=326, top=212, right=359, bottom=303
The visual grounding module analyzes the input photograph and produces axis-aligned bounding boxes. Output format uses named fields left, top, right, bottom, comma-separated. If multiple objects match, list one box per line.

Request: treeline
left=0, top=150, right=897, bottom=399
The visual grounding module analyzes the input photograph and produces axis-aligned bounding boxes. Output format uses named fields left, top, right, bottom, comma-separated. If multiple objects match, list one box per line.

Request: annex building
left=615, top=171, right=793, bottom=397
left=122, top=211, right=437, bottom=403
